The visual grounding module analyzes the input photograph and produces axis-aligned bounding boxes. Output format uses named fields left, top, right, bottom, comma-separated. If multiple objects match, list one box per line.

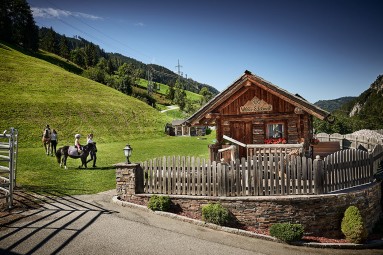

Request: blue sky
left=28, top=0, right=383, bottom=103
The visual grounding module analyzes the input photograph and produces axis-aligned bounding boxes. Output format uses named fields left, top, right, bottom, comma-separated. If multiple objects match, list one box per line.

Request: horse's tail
left=55, top=149, right=62, bottom=163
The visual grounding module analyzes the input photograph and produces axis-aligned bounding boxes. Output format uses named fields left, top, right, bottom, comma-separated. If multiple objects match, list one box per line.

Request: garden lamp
left=123, top=144, right=133, bottom=163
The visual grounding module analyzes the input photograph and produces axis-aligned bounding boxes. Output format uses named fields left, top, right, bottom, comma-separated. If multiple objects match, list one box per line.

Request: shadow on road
left=0, top=190, right=116, bottom=254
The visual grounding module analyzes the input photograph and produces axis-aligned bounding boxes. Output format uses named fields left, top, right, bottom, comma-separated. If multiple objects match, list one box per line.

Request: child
left=74, top=134, right=82, bottom=154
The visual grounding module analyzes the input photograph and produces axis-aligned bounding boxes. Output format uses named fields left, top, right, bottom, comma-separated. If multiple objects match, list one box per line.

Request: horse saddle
left=68, top=146, right=81, bottom=156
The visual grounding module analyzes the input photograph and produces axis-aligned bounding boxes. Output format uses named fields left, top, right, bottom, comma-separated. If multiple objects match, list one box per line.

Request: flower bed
left=264, top=138, right=287, bottom=144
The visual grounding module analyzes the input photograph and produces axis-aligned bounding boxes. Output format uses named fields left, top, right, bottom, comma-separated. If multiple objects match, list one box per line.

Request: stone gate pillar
left=115, top=163, right=144, bottom=200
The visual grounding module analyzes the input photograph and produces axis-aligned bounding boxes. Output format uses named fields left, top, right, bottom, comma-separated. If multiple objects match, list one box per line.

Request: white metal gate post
left=0, top=128, right=18, bottom=209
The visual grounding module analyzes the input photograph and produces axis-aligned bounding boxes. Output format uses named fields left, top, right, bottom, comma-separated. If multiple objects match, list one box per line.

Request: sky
left=27, top=0, right=383, bottom=103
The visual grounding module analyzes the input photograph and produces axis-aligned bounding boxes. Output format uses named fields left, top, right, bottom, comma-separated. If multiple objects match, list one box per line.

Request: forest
left=1, top=0, right=218, bottom=114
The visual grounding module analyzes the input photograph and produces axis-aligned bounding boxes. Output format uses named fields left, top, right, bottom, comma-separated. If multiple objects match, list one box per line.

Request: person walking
left=50, top=129, right=58, bottom=156
left=87, top=133, right=97, bottom=168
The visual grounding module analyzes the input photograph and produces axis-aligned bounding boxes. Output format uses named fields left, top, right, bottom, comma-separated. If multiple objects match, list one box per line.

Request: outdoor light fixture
left=123, top=144, right=133, bottom=163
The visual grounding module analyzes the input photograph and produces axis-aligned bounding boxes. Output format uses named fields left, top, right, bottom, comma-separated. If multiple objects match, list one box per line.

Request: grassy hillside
left=0, top=42, right=171, bottom=148
left=0, top=42, right=214, bottom=196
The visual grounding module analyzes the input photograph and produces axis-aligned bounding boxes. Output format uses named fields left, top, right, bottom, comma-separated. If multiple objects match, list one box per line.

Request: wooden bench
left=312, top=141, right=341, bottom=159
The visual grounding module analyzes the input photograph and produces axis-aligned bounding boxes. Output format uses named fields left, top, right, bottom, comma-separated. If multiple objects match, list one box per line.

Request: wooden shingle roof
left=187, top=70, right=332, bottom=125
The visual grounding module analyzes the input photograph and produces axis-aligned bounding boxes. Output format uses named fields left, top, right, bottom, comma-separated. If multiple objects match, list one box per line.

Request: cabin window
left=267, top=123, right=285, bottom=139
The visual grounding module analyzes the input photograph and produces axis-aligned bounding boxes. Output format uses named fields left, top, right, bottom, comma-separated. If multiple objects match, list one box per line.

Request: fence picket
left=302, top=156, right=307, bottom=194
left=212, top=161, right=217, bottom=196
left=230, top=160, right=235, bottom=196
left=218, top=163, right=223, bottom=196
left=235, top=159, right=240, bottom=195
left=196, top=157, right=201, bottom=195
left=172, top=156, right=176, bottom=194
left=201, top=158, right=206, bottom=196
left=247, top=157, right=252, bottom=196
left=297, top=156, right=302, bottom=194
left=307, top=157, right=313, bottom=194
left=269, top=154, right=275, bottom=195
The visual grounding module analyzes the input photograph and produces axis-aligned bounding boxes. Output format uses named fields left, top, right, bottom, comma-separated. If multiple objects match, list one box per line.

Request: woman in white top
left=87, top=133, right=97, bottom=167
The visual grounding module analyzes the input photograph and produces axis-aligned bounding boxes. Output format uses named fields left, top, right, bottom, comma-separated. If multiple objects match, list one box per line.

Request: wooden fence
left=141, top=144, right=383, bottom=197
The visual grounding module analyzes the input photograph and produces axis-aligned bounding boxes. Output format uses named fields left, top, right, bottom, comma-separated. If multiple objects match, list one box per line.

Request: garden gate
left=0, top=128, right=18, bottom=208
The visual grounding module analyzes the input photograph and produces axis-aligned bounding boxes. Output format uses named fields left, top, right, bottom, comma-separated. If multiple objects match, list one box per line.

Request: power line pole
left=175, top=59, right=184, bottom=89
left=175, top=59, right=183, bottom=77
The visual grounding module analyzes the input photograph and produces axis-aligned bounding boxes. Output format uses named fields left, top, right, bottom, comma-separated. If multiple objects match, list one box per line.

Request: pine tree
left=59, top=35, right=70, bottom=59
left=40, top=27, right=56, bottom=53
left=0, top=0, right=38, bottom=51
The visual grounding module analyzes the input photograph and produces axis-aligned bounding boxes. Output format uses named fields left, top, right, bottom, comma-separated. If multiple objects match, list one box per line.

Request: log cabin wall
left=217, top=84, right=310, bottom=151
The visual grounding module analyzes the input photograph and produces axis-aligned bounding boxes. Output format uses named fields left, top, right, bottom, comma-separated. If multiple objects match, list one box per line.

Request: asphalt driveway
left=0, top=190, right=381, bottom=255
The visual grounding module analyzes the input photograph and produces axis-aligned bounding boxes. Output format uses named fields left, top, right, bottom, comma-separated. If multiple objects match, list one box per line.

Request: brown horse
left=42, top=127, right=51, bottom=155
left=42, top=137, right=51, bottom=155
left=55, top=143, right=97, bottom=169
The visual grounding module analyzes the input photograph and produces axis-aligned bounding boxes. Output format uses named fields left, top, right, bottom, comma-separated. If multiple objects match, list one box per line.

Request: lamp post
left=123, top=144, right=133, bottom=164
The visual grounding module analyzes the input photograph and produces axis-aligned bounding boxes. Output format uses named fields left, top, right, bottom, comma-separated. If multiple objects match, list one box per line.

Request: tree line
left=0, top=0, right=217, bottom=114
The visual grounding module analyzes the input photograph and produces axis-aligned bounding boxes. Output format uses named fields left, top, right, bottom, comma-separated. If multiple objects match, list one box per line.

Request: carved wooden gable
left=240, top=96, right=272, bottom=113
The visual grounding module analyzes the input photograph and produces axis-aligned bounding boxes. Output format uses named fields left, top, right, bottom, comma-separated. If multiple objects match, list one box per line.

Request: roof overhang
left=186, top=70, right=333, bottom=125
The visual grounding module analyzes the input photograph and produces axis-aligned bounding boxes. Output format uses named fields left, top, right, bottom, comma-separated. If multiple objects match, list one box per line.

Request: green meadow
left=0, top=42, right=214, bottom=195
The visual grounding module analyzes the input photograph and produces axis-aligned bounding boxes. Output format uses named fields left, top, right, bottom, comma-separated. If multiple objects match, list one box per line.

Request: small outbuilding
left=186, top=70, right=333, bottom=159
left=165, top=120, right=207, bottom=136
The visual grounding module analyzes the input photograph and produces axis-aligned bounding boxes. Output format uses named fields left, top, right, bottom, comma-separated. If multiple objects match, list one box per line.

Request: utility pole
left=175, top=59, right=183, bottom=77
left=175, top=59, right=184, bottom=89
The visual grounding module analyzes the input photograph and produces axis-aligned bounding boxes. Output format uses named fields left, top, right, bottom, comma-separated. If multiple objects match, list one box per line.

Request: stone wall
left=115, top=163, right=382, bottom=238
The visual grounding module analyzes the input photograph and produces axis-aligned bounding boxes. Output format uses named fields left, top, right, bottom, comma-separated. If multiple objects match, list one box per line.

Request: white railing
left=0, top=128, right=18, bottom=209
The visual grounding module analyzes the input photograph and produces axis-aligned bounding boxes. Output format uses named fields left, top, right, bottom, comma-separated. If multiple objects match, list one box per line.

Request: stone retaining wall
left=116, top=163, right=382, bottom=238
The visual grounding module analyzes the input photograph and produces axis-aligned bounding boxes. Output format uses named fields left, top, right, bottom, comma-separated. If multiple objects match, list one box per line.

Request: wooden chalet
left=186, top=70, right=333, bottom=160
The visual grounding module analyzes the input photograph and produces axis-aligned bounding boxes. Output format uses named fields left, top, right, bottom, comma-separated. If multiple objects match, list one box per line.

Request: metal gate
left=0, top=128, right=18, bottom=209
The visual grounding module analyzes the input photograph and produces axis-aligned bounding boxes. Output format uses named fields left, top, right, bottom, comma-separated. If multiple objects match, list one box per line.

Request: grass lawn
left=0, top=42, right=214, bottom=197
left=16, top=133, right=215, bottom=195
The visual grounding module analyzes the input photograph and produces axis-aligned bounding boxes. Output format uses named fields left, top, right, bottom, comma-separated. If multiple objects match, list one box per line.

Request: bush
left=147, top=195, right=171, bottom=212
left=202, top=203, right=231, bottom=226
left=269, top=223, right=304, bottom=242
left=341, top=206, right=368, bottom=244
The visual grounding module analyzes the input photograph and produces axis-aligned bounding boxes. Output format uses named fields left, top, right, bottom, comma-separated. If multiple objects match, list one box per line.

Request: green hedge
left=147, top=195, right=171, bottom=212
left=201, top=203, right=231, bottom=226
left=269, top=223, right=304, bottom=242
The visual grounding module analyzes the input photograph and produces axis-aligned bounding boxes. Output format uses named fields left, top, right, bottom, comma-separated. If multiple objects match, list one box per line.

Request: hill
left=314, top=97, right=356, bottom=112
left=38, top=27, right=219, bottom=96
left=341, top=75, right=383, bottom=127
left=313, top=75, right=383, bottom=134
left=0, top=42, right=172, bottom=148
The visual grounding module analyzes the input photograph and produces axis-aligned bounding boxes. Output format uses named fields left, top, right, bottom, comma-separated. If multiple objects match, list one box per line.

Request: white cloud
left=31, top=7, right=102, bottom=20
left=134, top=22, right=145, bottom=27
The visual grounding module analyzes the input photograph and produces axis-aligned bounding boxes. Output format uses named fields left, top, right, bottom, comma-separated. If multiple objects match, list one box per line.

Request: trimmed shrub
left=341, top=205, right=368, bottom=244
left=147, top=195, right=171, bottom=212
left=269, top=223, right=304, bottom=242
left=201, top=203, right=231, bottom=226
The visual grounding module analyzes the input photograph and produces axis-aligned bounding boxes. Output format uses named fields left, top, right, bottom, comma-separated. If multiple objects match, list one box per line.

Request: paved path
left=160, top=105, right=179, bottom=113
left=0, top=190, right=381, bottom=255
